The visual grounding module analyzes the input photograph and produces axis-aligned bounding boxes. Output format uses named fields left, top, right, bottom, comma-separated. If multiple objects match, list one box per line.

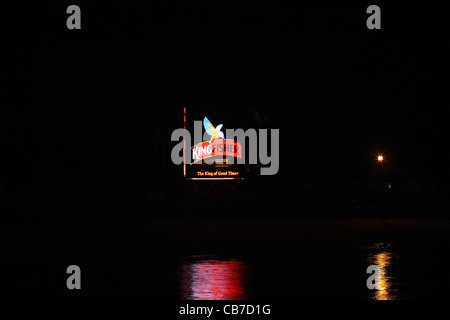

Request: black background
left=1, top=0, right=449, bottom=303
left=3, top=2, right=446, bottom=194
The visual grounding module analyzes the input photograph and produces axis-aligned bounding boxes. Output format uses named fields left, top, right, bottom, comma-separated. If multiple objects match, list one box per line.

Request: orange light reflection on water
left=367, top=243, right=399, bottom=300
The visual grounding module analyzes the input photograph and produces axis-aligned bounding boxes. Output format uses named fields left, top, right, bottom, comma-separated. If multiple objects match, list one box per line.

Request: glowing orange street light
left=377, top=155, right=384, bottom=162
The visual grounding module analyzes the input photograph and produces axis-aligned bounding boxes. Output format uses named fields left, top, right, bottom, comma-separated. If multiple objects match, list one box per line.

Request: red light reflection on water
left=180, top=258, right=247, bottom=300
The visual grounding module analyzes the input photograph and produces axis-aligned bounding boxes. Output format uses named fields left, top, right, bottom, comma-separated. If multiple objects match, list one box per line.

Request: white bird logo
left=203, top=116, right=224, bottom=143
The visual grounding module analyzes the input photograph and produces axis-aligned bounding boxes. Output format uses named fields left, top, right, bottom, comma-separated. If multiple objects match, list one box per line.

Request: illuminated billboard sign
left=172, top=106, right=279, bottom=179
left=183, top=108, right=247, bottom=180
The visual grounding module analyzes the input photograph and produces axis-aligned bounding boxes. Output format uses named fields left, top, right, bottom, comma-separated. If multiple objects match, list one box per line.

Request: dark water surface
left=176, top=239, right=445, bottom=300
left=1, top=219, right=450, bottom=299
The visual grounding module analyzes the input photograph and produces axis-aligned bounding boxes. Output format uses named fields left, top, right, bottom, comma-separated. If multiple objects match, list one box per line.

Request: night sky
left=2, top=1, right=447, bottom=212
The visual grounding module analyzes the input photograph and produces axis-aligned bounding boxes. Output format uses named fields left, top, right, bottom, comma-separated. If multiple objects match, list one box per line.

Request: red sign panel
left=191, top=139, right=242, bottom=164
